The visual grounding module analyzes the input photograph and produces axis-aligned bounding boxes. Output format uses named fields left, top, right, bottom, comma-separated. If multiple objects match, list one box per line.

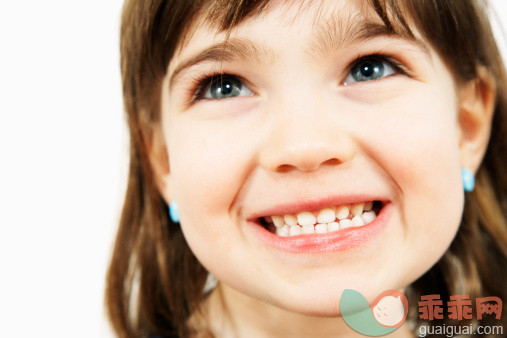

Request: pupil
left=361, top=63, right=375, bottom=77
left=221, top=81, right=233, bottom=95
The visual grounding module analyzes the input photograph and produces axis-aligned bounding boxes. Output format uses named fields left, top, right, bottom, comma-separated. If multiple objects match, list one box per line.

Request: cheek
left=369, top=85, right=464, bottom=268
left=165, top=116, right=258, bottom=261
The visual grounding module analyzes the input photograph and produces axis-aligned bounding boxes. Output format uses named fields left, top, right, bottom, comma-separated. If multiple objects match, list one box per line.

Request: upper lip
left=245, top=194, right=388, bottom=221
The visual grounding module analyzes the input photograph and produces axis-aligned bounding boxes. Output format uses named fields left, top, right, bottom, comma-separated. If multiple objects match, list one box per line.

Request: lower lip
left=246, top=203, right=392, bottom=254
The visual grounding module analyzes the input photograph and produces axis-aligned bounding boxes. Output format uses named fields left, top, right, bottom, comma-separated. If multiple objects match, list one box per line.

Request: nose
left=258, top=100, right=356, bottom=173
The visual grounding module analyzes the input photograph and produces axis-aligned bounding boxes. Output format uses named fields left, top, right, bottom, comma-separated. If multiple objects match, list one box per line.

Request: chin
left=262, top=282, right=366, bottom=317
left=269, top=292, right=343, bottom=317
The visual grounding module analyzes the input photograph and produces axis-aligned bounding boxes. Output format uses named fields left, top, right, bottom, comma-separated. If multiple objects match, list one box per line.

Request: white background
left=0, top=1, right=505, bottom=337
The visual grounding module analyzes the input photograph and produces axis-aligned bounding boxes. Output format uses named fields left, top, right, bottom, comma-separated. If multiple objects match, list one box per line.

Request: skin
left=150, top=0, right=495, bottom=336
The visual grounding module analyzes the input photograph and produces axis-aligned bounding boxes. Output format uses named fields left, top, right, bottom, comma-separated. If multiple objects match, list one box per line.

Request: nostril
left=322, top=158, right=341, bottom=166
left=276, top=164, right=295, bottom=173
left=275, top=158, right=341, bottom=173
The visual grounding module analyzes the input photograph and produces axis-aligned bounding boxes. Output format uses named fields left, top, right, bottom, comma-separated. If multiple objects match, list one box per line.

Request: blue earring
left=461, top=168, right=475, bottom=192
left=169, top=200, right=180, bottom=223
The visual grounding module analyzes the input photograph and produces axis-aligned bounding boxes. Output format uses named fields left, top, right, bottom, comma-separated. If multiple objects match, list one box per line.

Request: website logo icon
left=340, top=289, right=409, bottom=336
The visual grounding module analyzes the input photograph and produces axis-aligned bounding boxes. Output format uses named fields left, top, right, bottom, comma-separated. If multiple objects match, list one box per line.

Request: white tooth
left=336, top=205, right=350, bottom=220
left=315, top=223, right=328, bottom=234
left=362, top=211, right=376, bottom=224
left=284, top=214, right=298, bottom=226
left=317, top=208, right=335, bottom=223
left=297, top=212, right=316, bottom=226
left=289, top=225, right=302, bottom=236
left=351, top=203, right=364, bottom=216
left=340, top=219, right=353, bottom=229
left=301, top=224, right=315, bottom=234
left=272, top=216, right=284, bottom=228
left=364, top=201, right=373, bottom=211
left=276, top=225, right=290, bottom=237
left=327, top=222, right=340, bottom=232
left=352, top=216, right=364, bottom=227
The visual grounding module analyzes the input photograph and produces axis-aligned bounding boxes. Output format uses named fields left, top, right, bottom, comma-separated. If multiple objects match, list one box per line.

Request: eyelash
left=186, top=53, right=408, bottom=104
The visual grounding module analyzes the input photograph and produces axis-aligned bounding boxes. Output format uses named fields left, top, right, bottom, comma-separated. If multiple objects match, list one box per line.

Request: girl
left=106, top=0, right=507, bottom=337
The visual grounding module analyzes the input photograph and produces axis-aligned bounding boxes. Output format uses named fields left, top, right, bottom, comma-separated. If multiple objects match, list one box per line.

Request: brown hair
left=106, top=0, right=507, bottom=336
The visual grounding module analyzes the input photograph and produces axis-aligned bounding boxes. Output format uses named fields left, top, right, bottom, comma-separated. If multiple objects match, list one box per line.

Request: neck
left=190, top=283, right=415, bottom=338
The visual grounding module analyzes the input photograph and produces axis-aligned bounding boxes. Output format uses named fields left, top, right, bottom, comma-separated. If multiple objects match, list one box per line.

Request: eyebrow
left=169, top=18, right=430, bottom=89
left=307, top=16, right=430, bottom=60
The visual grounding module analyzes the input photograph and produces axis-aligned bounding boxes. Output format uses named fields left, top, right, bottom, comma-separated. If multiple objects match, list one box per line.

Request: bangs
left=182, top=0, right=415, bottom=48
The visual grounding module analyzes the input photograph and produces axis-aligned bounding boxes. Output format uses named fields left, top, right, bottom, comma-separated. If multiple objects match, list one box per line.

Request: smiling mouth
left=258, top=201, right=383, bottom=237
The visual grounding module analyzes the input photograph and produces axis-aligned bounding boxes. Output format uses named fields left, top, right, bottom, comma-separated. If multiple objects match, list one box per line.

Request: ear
left=457, top=67, right=497, bottom=173
left=143, top=122, right=172, bottom=202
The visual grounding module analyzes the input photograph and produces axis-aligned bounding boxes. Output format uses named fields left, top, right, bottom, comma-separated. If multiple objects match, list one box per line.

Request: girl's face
left=160, top=0, right=466, bottom=315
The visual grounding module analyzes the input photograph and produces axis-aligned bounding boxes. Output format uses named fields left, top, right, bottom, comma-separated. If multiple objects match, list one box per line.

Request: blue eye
left=344, top=57, right=398, bottom=85
left=203, top=75, right=253, bottom=100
